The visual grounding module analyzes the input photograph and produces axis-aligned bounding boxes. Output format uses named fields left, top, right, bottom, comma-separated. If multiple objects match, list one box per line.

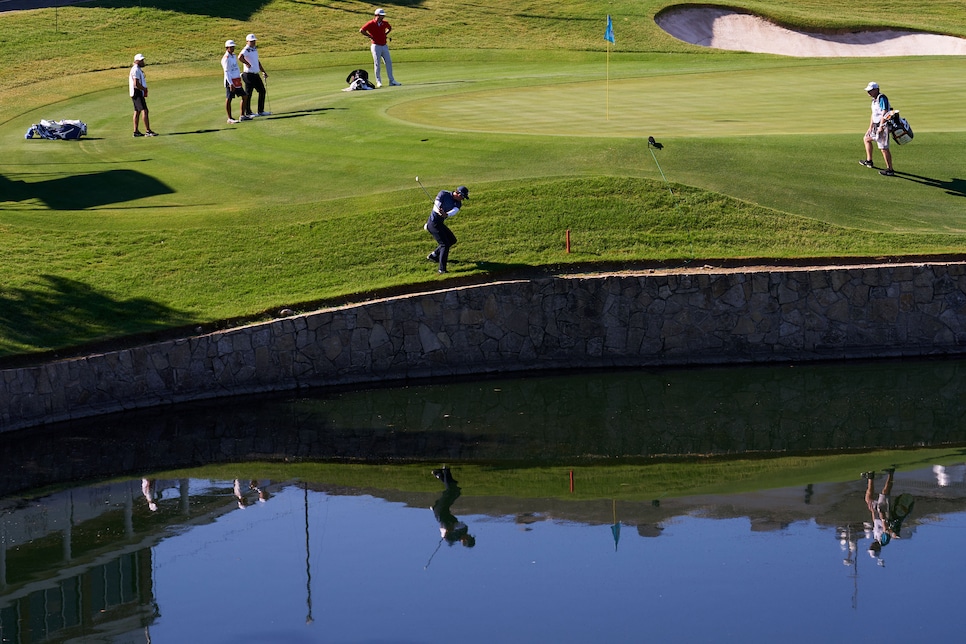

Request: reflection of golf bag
left=344, top=68, right=375, bottom=91
left=888, top=492, right=915, bottom=534
left=25, top=119, right=87, bottom=140
left=885, top=110, right=914, bottom=145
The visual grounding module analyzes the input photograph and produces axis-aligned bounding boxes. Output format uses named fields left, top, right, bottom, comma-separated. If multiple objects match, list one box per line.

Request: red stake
left=569, top=469, right=574, bottom=493
left=565, top=229, right=571, bottom=253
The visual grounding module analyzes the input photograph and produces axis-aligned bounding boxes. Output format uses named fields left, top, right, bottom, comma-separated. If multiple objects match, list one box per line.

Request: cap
left=225, top=40, right=236, bottom=48
left=374, top=8, right=386, bottom=15
left=134, top=53, right=145, bottom=61
left=246, top=34, right=257, bottom=42
left=456, top=186, right=469, bottom=199
left=864, top=82, right=879, bottom=92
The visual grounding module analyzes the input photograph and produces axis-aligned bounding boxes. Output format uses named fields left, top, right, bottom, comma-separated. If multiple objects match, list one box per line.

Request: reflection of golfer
left=863, top=467, right=898, bottom=562
left=426, top=186, right=469, bottom=274
left=141, top=478, right=159, bottom=512
left=431, top=467, right=475, bottom=548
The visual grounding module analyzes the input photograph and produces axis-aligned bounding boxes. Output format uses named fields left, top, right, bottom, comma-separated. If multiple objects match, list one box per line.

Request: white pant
left=370, top=44, right=394, bottom=84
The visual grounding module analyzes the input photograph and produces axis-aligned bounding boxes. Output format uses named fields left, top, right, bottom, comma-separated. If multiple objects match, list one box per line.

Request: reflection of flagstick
left=611, top=499, right=621, bottom=552
left=304, top=484, right=314, bottom=625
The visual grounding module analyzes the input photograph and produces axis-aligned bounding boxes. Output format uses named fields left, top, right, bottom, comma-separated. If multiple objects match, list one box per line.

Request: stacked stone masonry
left=3, top=263, right=966, bottom=433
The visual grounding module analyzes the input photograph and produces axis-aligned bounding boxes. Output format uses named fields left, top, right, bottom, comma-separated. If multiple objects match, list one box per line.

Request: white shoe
left=258, top=112, right=272, bottom=117
left=389, top=81, right=402, bottom=86
left=240, top=114, right=253, bottom=121
left=375, top=81, right=382, bottom=88
left=227, top=118, right=240, bottom=124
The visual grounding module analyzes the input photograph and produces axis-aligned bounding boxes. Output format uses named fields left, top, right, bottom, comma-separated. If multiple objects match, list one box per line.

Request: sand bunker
left=656, top=5, right=966, bottom=57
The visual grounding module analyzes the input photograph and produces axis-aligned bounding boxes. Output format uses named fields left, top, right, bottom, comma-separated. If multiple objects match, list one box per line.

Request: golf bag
left=25, top=119, right=87, bottom=140
left=885, top=109, right=914, bottom=145
left=344, top=68, right=375, bottom=91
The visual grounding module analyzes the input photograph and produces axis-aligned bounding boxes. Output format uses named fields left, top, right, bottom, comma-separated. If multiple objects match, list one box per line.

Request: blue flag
left=605, top=15, right=615, bottom=43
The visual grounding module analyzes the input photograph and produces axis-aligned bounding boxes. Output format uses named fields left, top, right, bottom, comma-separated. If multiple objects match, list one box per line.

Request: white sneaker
left=258, top=112, right=272, bottom=117
left=375, top=81, right=382, bottom=88
left=389, top=81, right=402, bottom=86
left=240, top=114, right=253, bottom=121
left=227, top=118, right=240, bottom=124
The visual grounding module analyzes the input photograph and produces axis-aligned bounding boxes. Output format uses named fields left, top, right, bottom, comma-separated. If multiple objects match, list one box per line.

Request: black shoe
left=438, top=269, right=447, bottom=274
left=145, top=130, right=158, bottom=137
left=133, top=131, right=144, bottom=137
left=884, top=466, right=896, bottom=476
left=879, top=169, right=895, bottom=176
left=862, top=471, right=876, bottom=480
left=426, top=254, right=438, bottom=262
left=859, top=159, right=874, bottom=168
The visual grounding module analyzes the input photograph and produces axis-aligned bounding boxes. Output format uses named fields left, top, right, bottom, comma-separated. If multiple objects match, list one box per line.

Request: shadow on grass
left=0, top=275, right=197, bottom=362
left=262, top=107, right=341, bottom=121
left=0, top=169, right=173, bottom=209
left=80, top=0, right=272, bottom=20
left=164, top=128, right=221, bottom=136
left=895, top=171, right=966, bottom=197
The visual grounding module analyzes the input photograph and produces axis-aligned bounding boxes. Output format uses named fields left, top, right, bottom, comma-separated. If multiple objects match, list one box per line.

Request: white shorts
left=865, top=124, right=890, bottom=150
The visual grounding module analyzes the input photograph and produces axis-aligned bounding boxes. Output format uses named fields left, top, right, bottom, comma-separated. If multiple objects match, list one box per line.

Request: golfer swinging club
left=426, top=185, right=469, bottom=274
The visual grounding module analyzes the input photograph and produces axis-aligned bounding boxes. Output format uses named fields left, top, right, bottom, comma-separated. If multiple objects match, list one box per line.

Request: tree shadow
left=0, top=168, right=174, bottom=209
left=0, top=275, right=197, bottom=359
left=894, top=171, right=966, bottom=197
left=80, top=0, right=275, bottom=21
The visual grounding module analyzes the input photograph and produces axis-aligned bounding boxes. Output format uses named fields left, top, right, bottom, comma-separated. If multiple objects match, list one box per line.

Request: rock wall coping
left=3, top=262, right=966, bottom=433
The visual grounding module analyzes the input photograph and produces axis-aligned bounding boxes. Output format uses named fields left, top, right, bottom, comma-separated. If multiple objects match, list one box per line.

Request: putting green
left=389, top=56, right=966, bottom=137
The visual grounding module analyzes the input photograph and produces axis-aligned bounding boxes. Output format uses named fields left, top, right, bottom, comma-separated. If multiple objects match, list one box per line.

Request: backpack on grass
left=343, top=69, right=375, bottom=91
left=25, top=119, right=87, bottom=140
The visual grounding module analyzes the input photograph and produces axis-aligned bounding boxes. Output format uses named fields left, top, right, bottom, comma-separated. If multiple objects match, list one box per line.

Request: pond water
left=3, top=359, right=966, bottom=642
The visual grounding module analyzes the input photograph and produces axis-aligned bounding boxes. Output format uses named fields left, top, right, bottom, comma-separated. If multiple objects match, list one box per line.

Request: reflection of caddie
left=860, top=82, right=895, bottom=176
left=425, top=186, right=469, bottom=274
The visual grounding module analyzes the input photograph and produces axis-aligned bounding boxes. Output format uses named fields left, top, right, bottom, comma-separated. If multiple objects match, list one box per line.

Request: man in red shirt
left=359, top=8, right=401, bottom=88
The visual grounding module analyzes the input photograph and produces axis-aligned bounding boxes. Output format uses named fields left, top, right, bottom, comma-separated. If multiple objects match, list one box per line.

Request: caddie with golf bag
left=860, top=81, right=902, bottom=177
left=422, top=181, right=469, bottom=274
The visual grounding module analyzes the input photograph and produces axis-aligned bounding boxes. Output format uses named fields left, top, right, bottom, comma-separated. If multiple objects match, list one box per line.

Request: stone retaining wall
left=3, top=262, right=966, bottom=433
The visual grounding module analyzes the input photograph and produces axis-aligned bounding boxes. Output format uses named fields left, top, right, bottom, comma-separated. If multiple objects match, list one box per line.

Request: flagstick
left=606, top=42, right=610, bottom=120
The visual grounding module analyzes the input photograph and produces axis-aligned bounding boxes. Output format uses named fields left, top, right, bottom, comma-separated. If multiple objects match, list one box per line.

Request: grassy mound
left=3, top=1, right=966, bottom=359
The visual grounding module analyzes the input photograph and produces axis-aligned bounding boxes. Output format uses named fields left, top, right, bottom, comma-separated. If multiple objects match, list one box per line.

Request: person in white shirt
left=129, top=53, right=156, bottom=137
left=239, top=34, right=270, bottom=117
left=221, top=40, right=251, bottom=124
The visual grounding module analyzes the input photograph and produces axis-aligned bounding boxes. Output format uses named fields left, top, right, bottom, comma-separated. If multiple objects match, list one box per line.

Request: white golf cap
left=374, top=8, right=386, bottom=15
left=134, top=53, right=145, bottom=61
left=225, top=39, right=236, bottom=48
left=864, top=81, right=879, bottom=91
left=246, top=33, right=257, bottom=41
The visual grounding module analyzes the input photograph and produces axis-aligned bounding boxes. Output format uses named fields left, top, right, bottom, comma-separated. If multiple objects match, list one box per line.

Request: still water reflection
left=3, top=359, right=966, bottom=642
left=3, top=464, right=966, bottom=642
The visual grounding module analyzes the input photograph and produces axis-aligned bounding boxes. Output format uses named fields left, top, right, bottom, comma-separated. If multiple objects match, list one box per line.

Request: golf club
left=415, top=176, right=432, bottom=200
left=265, top=75, right=272, bottom=115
